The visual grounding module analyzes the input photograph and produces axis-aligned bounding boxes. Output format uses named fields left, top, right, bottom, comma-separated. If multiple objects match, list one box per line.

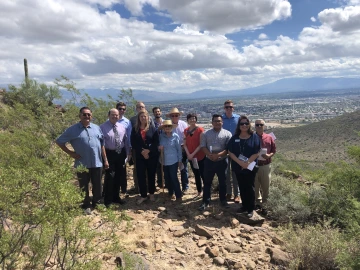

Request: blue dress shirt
left=222, top=113, right=240, bottom=135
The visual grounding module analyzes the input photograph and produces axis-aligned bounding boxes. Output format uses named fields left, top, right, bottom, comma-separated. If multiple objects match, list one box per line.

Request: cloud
left=310, top=16, right=317, bottom=22
left=318, top=5, right=360, bottom=32
left=258, top=33, right=268, bottom=40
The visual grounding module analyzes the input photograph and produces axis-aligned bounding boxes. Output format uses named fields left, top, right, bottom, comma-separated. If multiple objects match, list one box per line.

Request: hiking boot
left=226, top=194, right=232, bottom=201
left=247, top=211, right=254, bottom=218
left=220, top=201, right=230, bottom=208
left=261, top=207, right=268, bottom=215
left=236, top=207, right=247, bottom=214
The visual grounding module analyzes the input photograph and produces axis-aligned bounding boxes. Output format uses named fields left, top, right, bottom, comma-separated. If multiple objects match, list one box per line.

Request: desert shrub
left=267, top=175, right=312, bottom=222
left=282, top=222, right=359, bottom=270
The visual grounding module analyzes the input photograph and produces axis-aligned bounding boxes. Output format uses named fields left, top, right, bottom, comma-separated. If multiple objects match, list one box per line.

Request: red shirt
left=184, top=126, right=205, bottom=161
left=257, top=133, right=276, bottom=165
left=140, top=129, right=146, bottom=141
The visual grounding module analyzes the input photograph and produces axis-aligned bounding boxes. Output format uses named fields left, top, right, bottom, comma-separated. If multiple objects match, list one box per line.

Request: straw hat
left=158, top=119, right=178, bottom=130
left=165, top=107, right=183, bottom=117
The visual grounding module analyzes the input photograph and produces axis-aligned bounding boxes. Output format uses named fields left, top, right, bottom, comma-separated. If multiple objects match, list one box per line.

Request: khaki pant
left=255, top=164, right=271, bottom=205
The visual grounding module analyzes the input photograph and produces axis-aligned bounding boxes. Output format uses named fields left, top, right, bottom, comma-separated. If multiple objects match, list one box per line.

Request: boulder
left=195, top=224, right=213, bottom=238
left=224, top=244, right=242, bottom=253
left=266, top=247, right=290, bottom=266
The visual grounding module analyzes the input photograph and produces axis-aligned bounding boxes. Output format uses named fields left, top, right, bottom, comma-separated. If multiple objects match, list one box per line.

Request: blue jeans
left=202, top=158, right=227, bottom=205
left=181, top=150, right=189, bottom=190
left=164, top=162, right=182, bottom=199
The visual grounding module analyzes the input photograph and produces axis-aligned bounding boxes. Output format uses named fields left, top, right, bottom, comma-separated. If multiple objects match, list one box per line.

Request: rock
left=174, top=229, right=188, bottom=237
left=115, top=252, right=150, bottom=270
left=231, top=218, right=240, bottom=227
left=180, top=261, right=187, bottom=267
left=233, top=262, right=244, bottom=269
left=102, top=253, right=112, bottom=260
left=234, top=237, right=242, bottom=244
left=195, top=251, right=206, bottom=258
left=158, top=207, right=166, bottom=211
left=205, top=246, right=219, bottom=257
left=272, top=236, right=285, bottom=245
left=266, top=248, right=290, bottom=266
left=153, top=225, right=161, bottom=230
left=155, top=243, right=162, bottom=252
left=203, top=211, right=211, bottom=216
left=195, top=224, right=213, bottom=238
left=224, top=244, right=242, bottom=253
left=240, top=224, right=254, bottom=233
left=197, top=239, right=207, bottom=247
left=137, top=239, right=151, bottom=248
left=246, top=259, right=256, bottom=269
left=175, top=247, right=187, bottom=254
left=213, top=257, right=225, bottom=265
left=170, top=225, right=184, bottom=232
left=235, top=211, right=265, bottom=226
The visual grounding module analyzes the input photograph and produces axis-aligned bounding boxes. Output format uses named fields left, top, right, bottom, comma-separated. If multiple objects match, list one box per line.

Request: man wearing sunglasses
left=166, top=107, right=189, bottom=193
left=222, top=100, right=240, bottom=203
left=56, top=107, right=108, bottom=215
left=254, top=119, right=276, bottom=215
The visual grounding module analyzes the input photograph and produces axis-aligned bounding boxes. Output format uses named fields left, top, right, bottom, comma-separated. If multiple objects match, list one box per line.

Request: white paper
left=257, top=148, right=268, bottom=161
left=247, top=161, right=256, bottom=171
left=192, top=158, right=199, bottom=169
left=209, top=146, right=213, bottom=153
left=269, top=132, right=276, bottom=140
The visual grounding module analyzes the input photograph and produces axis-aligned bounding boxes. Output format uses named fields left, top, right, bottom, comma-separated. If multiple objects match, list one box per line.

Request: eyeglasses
left=239, top=122, right=249, bottom=126
left=171, top=115, right=179, bottom=118
left=255, top=123, right=264, bottom=127
left=117, top=108, right=126, bottom=111
left=213, top=120, right=222, bottom=123
left=82, top=113, right=91, bottom=117
left=225, top=106, right=233, bottom=109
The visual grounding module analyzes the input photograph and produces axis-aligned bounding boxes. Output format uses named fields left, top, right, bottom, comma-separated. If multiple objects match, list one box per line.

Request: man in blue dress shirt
left=222, top=100, right=240, bottom=203
left=56, top=107, right=109, bottom=214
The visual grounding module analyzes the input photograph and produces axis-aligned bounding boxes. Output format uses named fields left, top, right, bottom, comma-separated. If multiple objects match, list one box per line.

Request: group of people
left=56, top=100, right=276, bottom=217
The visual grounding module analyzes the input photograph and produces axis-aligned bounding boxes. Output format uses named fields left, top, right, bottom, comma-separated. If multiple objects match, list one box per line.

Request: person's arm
left=56, top=142, right=81, bottom=159
left=229, top=150, right=249, bottom=168
left=101, top=145, right=109, bottom=169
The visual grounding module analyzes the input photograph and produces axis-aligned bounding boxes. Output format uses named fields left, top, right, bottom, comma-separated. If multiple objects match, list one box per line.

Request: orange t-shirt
left=184, top=126, right=205, bottom=161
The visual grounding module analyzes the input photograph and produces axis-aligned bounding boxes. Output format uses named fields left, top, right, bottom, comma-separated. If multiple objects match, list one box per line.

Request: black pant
left=135, top=156, right=158, bottom=198
left=202, top=158, right=227, bottom=204
left=77, top=167, right=102, bottom=208
left=103, top=149, right=126, bottom=205
left=189, top=158, right=205, bottom=193
left=235, top=170, right=256, bottom=212
left=156, top=160, right=163, bottom=187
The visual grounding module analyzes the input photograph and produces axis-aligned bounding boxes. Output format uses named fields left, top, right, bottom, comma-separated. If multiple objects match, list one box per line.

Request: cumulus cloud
left=310, top=16, right=317, bottom=22
left=318, top=5, right=360, bottom=32
left=258, top=33, right=268, bottom=40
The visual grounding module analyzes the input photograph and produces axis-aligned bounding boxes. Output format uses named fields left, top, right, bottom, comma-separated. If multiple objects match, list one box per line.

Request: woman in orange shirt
left=183, top=113, right=205, bottom=198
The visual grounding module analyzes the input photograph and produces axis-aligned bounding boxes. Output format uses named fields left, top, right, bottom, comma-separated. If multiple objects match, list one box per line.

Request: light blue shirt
left=222, top=113, right=240, bottom=135
left=56, top=122, right=104, bottom=168
left=172, top=119, right=188, bottom=145
left=118, top=116, right=132, bottom=147
left=100, top=120, right=130, bottom=155
left=159, top=132, right=182, bottom=166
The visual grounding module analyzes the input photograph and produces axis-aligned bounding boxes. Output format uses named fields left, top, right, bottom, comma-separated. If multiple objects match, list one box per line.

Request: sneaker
left=84, top=208, right=92, bottom=215
left=220, top=201, right=230, bottom=208
left=136, top=197, right=147, bottom=205
left=247, top=211, right=254, bottom=218
left=198, top=203, right=209, bottom=211
left=255, top=204, right=262, bottom=210
left=226, top=194, right=232, bottom=201
left=176, top=197, right=183, bottom=202
left=234, top=196, right=240, bottom=203
left=149, top=194, right=156, bottom=202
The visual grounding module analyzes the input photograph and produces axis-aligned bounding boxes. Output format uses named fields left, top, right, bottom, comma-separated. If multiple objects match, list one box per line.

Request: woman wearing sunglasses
left=158, top=120, right=183, bottom=201
left=227, top=115, right=260, bottom=218
left=183, top=113, right=205, bottom=198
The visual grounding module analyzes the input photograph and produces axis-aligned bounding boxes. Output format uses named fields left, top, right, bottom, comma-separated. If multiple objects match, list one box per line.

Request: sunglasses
left=82, top=113, right=91, bottom=117
left=239, top=122, right=249, bottom=126
left=164, top=125, right=173, bottom=128
left=213, top=120, right=222, bottom=123
left=171, top=115, right=179, bottom=118
left=225, top=106, right=233, bottom=109
left=117, top=108, right=126, bottom=111
left=255, top=124, right=264, bottom=127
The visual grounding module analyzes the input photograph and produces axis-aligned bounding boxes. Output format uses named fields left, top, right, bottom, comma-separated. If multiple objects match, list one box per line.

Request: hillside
left=273, top=110, right=360, bottom=165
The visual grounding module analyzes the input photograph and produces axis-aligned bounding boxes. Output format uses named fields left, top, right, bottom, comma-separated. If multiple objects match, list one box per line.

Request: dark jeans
left=181, top=150, right=189, bottom=190
left=235, top=170, right=256, bottom=212
left=189, top=158, right=205, bottom=193
left=103, top=149, right=126, bottom=205
left=135, top=156, right=157, bottom=198
left=202, top=158, right=227, bottom=205
left=156, top=160, right=163, bottom=187
left=77, top=167, right=102, bottom=208
left=164, top=162, right=182, bottom=199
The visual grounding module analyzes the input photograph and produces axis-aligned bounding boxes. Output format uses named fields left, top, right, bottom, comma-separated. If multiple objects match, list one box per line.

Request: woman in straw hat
left=158, top=120, right=183, bottom=201
left=130, top=110, right=159, bottom=205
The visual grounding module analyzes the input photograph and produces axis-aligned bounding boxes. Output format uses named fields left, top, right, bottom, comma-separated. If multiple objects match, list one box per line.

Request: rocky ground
left=93, top=169, right=290, bottom=270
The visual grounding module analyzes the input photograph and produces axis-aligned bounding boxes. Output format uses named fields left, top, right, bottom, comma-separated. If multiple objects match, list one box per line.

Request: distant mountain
left=58, top=77, right=360, bottom=102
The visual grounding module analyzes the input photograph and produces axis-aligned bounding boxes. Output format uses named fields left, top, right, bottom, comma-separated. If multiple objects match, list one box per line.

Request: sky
left=1, top=0, right=360, bottom=93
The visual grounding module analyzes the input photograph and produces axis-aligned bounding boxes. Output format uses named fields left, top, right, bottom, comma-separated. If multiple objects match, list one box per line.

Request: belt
left=105, top=148, right=123, bottom=153
left=257, top=162, right=270, bottom=166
